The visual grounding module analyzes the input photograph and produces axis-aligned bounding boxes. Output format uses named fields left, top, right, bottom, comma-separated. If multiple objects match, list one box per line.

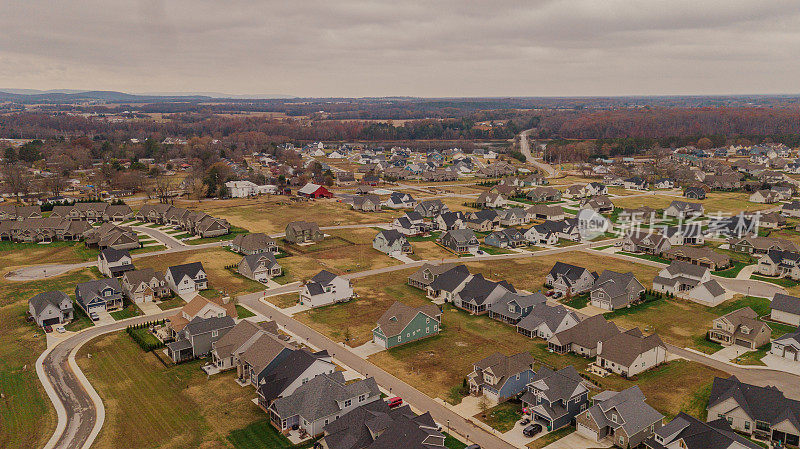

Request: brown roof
left=598, top=328, right=665, bottom=367
left=213, top=320, right=282, bottom=360
left=241, top=333, right=295, bottom=374
left=664, top=246, right=730, bottom=267
left=375, top=302, right=441, bottom=337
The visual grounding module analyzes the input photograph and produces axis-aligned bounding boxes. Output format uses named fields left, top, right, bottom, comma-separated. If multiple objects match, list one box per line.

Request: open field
left=612, top=191, right=774, bottom=214
left=77, top=333, right=266, bottom=449
left=294, top=267, right=423, bottom=346
left=192, top=197, right=403, bottom=235
left=134, top=247, right=264, bottom=296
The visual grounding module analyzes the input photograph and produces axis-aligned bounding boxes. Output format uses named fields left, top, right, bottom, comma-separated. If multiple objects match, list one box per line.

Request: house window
left=344, top=399, right=352, bottom=407
left=744, top=421, right=750, bottom=431
left=426, top=317, right=430, bottom=324
left=212, top=330, right=219, bottom=338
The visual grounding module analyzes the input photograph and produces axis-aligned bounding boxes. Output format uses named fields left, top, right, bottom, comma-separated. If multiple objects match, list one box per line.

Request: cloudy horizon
left=2, top=0, right=799, bottom=98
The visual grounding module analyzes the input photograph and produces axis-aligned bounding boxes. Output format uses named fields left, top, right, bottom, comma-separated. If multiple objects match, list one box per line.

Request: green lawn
left=443, top=433, right=467, bottom=449
left=618, top=251, right=669, bottom=264
left=77, top=333, right=266, bottom=449
left=408, top=232, right=442, bottom=242
left=750, top=274, right=800, bottom=288
left=156, top=298, right=185, bottom=310
left=527, top=427, right=575, bottom=449
left=130, top=245, right=167, bottom=254
left=479, top=245, right=513, bottom=255
left=65, top=299, right=94, bottom=331
left=236, top=304, right=256, bottom=319
left=692, top=334, right=724, bottom=355
left=185, top=226, right=249, bottom=245
left=110, top=305, right=141, bottom=321
left=713, top=262, right=748, bottom=278
left=592, top=244, right=615, bottom=251
left=128, top=327, right=162, bottom=348
left=561, top=293, right=589, bottom=309
left=733, top=345, right=769, bottom=366
left=476, top=400, right=522, bottom=432
left=226, top=419, right=316, bottom=449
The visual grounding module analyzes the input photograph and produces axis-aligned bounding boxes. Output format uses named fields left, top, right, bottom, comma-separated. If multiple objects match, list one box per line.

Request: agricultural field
left=611, top=191, right=774, bottom=214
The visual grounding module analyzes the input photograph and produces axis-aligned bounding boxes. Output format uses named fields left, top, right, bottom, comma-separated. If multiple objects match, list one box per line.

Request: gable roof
left=257, top=349, right=333, bottom=404
left=708, top=376, right=800, bottom=430
left=375, top=302, right=441, bottom=338
left=772, top=293, right=800, bottom=316
left=516, top=303, right=577, bottom=333
left=586, top=386, right=663, bottom=437
left=29, top=290, right=71, bottom=316
left=599, top=328, right=665, bottom=367
left=167, top=262, right=205, bottom=281
left=270, top=372, right=380, bottom=422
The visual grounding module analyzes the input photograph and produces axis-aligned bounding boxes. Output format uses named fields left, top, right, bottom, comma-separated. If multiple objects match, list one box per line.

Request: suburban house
left=645, top=412, right=762, bottom=449
left=484, top=228, right=526, bottom=248
left=424, top=265, right=473, bottom=303
left=729, top=235, right=800, bottom=255
left=453, top=274, right=515, bottom=315
left=237, top=253, right=282, bottom=282
left=663, top=245, right=730, bottom=270
left=663, top=200, right=704, bottom=219
left=516, top=303, right=580, bottom=340
left=392, top=212, right=430, bottom=236
left=319, top=401, right=445, bottom=449
left=487, top=292, right=547, bottom=325
left=590, top=270, right=645, bottom=311
left=476, top=191, right=507, bottom=209
left=523, top=222, right=559, bottom=246
left=548, top=315, right=620, bottom=357
left=167, top=294, right=237, bottom=337
left=782, top=200, right=800, bottom=218
left=526, top=204, right=565, bottom=221
left=498, top=207, right=528, bottom=227
left=653, top=261, right=727, bottom=306
left=760, top=212, right=787, bottom=230
left=757, top=249, right=800, bottom=280
left=595, top=328, right=667, bottom=378
left=621, top=231, right=672, bottom=256
left=527, top=186, right=561, bottom=202
left=522, top=366, right=590, bottom=431
left=285, top=221, right=324, bottom=244
left=165, top=262, right=208, bottom=296
left=750, top=189, right=781, bottom=204
left=256, top=348, right=339, bottom=407
left=464, top=209, right=501, bottom=232
left=266, top=372, right=381, bottom=437
left=706, top=376, right=800, bottom=447
left=28, top=291, right=73, bottom=327
left=545, top=262, right=597, bottom=295
left=372, top=229, right=412, bottom=255
left=771, top=328, right=800, bottom=364
left=433, top=211, right=465, bottom=231
left=299, top=270, right=354, bottom=308
left=580, top=195, right=614, bottom=214
left=439, top=229, right=479, bottom=254
left=97, top=247, right=134, bottom=277
left=407, top=262, right=462, bottom=290
left=121, top=268, right=170, bottom=304
left=229, top=233, right=278, bottom=255
left=563, top=184, right=589, bottom=199
left=351, top=194, right=382, bottom=212
left=771, top=293, right=800, bottom=326
left=371, top=301, right=441, bottom=349
left=683, top=186, right=707, bottom=199
left=209, top=319, right=282, bottom=372
left=467, top=352, right=536, bottom=402
left=708, top=307, right=771, bottom=350
left=415, top=199, right=448, bottom=217
left=384, top=192, right=417, bottom=209
left=623, top=177, right=648, bottom=190
left=83, top=222, right=140, bottom=250
left=75, top=278, right=124, bottom=314
left=166, top=315, right=236, bottom=363
left=297, top=183, right=333, bottom=199
left=575, top=386, right=663, bottom=448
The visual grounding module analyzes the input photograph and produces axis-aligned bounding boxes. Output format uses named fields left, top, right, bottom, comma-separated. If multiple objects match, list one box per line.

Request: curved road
left=518, top=128, right=556, bottom=177
left=39, top=312, right=172, bottom=449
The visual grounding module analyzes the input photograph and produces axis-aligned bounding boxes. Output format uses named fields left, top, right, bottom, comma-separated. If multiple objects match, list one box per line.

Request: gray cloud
left=0, top=0, right=799, bottom=97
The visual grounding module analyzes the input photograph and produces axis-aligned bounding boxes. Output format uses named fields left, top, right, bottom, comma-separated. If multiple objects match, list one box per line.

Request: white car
left=55, top=325, right=66, bottom=333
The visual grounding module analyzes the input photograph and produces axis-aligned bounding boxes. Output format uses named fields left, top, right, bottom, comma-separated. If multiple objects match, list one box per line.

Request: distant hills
left=0, top=89, right=296, bottom=103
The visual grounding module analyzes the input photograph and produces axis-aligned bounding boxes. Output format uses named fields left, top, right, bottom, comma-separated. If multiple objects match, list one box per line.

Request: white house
left=97, top=248, right=133, bottom=277
left=165, top=262, right=208, bottom=296
left=226, top=180, right=276, bottom=198
left=299, top=270, right=354, bottom=308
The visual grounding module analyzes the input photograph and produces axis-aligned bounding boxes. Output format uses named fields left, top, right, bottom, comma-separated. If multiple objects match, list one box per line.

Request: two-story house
left=595, top=328, right=667, bottom=378
left=121, top=268, right=170, bottom=304
left=285, top=221, right=324, bottom=243
left=372, top=301, right=442, bottom=349
left=28, top=291, right=73, bottom=328
left=97, top=247, right=134, bottom=277
left=439, top=229, right=479, bottom=254
left=165, top=262, right=208, bottom=296
left=545, top=262, right=597, bottom=295
left=522, top=366, right=590, bottom=431
left=237, top=253, right=282, bottom=282
left=166, top=315, right=235, bottom=363
left=708, top=307, right=771, bottom=350
left=576, top=386, right=663, bottom=448
left=299, top=270, right=354, bottom=308
left=467, top=352, right=536, bottom=403
left=372, top=229, right=412, bottom=255
left=75, top=278, right=124, bottom=314
left=590, top=270, right=645, bottom=311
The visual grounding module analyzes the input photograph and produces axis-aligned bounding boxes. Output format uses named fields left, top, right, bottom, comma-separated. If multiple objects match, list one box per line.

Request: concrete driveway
left=708, top=345, right=752, bottom=362
left=137, top=301, right=163, bottom=316
left=542, top=431, right=612, bottom=449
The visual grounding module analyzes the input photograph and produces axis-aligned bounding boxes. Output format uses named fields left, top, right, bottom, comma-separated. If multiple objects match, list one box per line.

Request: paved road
left=39, top=312, right=173, bottom=449
left=133, top=225, right=184, bottom=249
left=667, top=344, right=800, bottom=398
left=518, top=128, right=556, bottom=177
left=239, top=294, right=517, bottom=449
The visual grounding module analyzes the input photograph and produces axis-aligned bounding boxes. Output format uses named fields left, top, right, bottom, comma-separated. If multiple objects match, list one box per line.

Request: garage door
left=576, top=423, right=599, bottom=441
left=735, top=339, right=753, bottom=348
left=42, top=317, right=60, bottom=327
left=87, top=304, right=104, bottom=314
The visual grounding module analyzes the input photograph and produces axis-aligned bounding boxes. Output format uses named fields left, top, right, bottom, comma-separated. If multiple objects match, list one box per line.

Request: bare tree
left=2, top=163, right=31, bottom=199
left=46, top=173, right=67, bottom=197
left=154, top=173, right=176, bottom=204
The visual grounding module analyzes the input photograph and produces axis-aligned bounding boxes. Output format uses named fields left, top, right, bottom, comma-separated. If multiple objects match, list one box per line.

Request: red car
left=387, top=397, right=403, bottom=408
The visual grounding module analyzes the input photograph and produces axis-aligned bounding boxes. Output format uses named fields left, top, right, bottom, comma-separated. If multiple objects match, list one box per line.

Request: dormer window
left=389, top=316, right=397, bottom=322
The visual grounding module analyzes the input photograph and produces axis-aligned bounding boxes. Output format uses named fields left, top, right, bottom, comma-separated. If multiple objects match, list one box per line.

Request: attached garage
left=41, top=317, right=61, bottom=327
left=735, top=339, right=754, bottom=349
left=576, top=423, right=599, bottom=441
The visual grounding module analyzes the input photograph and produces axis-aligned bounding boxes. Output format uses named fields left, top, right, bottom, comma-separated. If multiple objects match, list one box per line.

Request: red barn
left=297, top=183, right=333, bottom=199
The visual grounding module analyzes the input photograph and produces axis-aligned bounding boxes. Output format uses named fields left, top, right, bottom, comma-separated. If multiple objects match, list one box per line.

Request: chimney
left=222, top=295, right=230, bottom=304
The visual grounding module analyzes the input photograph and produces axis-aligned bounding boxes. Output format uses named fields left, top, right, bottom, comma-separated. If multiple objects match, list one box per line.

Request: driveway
left=137, top=301, right=163, bottom=316
left=542, top=431, right=612, bottom=449
left=708, top=345, right=752, bottom=362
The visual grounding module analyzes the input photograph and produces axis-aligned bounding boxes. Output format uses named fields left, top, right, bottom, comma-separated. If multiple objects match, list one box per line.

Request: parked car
left=43, top=324, right=52, bottom=333
left=89, top=312, right=100, bottom=321
left=523, top=423, right=542, bottom=437
left=387, top=397, right=403, bottom=408
left=465, top=445, right=481, bottom=449
left=519, top=417, right=531, bottom=426
left=55, top=326, right=66, bottom=333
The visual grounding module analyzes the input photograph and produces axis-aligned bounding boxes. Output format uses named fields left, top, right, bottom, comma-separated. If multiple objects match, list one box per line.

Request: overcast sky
left=1, top=0, right=799, bottom=98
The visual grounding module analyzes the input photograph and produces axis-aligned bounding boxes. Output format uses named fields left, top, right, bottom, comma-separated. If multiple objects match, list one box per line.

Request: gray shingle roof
left=29, top=290, right=71, bottom=316
left=772, top=293, right=800, bottom=315
left=271, top=372, right=380, bottom=422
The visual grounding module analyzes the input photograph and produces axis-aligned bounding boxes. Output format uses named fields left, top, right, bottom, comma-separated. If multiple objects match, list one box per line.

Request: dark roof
left=270, top=372, right=380, bottom=422
left=646, top=412, right=762, bottom=449
left=99, top=247, right=130, bottom=263
left=29, top=290, right=71, bottom=316
left=323, top=402, right=443, bottom=449
left=427, top=265, right=471, bottom=292
left=311, top=270, right=338, bottom=285
left=167, top=262, right=205, bottom=281
left=772, top=293, right=800, bottom=316
left=707, top=376, right=800, bottom=429
left=257, top=349, right=332, bottom=404
left=184, top=315, right=235, bottom=336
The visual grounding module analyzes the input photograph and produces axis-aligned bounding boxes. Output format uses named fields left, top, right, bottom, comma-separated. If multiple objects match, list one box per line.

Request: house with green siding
left=372, top=302, right=442, bottom=349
